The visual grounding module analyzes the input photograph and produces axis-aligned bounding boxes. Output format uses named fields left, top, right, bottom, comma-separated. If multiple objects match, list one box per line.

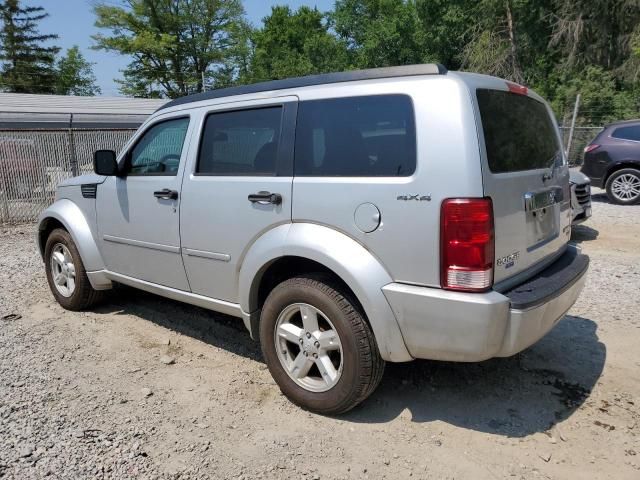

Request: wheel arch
left=238, top=223, right=412, bottom=362
left=604, top=161, right=640, bottom=185
left=37, top=199, right=107, bottom=280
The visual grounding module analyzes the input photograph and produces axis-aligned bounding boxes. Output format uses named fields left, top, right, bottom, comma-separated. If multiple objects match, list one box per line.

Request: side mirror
left=94, top=150, right=119, bottom=176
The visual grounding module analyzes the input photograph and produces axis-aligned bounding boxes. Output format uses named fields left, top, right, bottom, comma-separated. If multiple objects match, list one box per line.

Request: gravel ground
left=1, top=188, right=639, bottom=479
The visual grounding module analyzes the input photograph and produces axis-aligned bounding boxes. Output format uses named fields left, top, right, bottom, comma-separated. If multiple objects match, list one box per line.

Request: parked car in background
left=37, top=65, right=588, bottom=414
left=582, top=119, right=640, bottom=205
left=569, top=170, right=592, bottom=224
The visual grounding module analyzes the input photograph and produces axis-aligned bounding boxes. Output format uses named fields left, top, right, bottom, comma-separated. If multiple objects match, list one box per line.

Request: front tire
left=605, top=168, right=640, bottom=205
left=260, top=275, right=384, bottom=415
left=44, top=228, right=104, bottom=311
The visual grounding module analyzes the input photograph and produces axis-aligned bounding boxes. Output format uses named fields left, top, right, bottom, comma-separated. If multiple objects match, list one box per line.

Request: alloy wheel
left=274, top=303, right=343, bottom=392
left=50, top=243, right=76, bottom=297
left=611, top=173, right=640, bottom=202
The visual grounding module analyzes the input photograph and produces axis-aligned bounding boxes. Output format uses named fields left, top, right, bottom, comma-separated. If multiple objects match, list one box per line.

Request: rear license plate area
left=524, top=188, right=562, bottom=249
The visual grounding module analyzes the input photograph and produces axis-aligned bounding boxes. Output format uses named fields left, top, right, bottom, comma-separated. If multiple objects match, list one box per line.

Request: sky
left=27, top=0, right=334, bottom=96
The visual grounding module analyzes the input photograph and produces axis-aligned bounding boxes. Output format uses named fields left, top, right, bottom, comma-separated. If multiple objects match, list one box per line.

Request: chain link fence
left=0, top=123, right=604, bottom=225
left=559, top=126, right=603, bottom=167
left=0, top=129, right=135, bottom=224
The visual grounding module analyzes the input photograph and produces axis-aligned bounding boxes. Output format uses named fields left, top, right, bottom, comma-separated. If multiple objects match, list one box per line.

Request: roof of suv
left=605, top=118, right=640, bottom=128
left=158, top=63, right=448, bottom=112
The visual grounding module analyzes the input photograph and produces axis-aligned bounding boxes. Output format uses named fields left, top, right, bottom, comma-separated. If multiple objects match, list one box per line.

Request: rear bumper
left=588, top=177, right=604, bottom=189
left=580, top=164, right=604, bottom=188
left=383, top=246, right=588, bottom=362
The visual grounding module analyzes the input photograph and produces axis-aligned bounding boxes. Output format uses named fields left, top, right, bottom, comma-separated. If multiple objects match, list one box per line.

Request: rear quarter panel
left=292, top=75, right=484, bottom=287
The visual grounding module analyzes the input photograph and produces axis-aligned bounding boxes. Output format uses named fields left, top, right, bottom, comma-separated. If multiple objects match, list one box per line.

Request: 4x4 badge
left=397, top=194, right=431, bottom=201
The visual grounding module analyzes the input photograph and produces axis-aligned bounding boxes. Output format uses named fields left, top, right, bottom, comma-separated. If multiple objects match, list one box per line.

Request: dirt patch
left=1, top=192, right=639, bottom=479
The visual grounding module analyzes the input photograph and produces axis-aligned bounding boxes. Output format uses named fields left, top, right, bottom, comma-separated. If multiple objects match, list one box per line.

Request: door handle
left=248, top=191, right=282, bottom=205
left=153, top=188, right=179, bottom=200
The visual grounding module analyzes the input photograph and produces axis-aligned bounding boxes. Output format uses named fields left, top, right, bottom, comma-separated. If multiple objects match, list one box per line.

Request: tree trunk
left=505, top=1, right=523, bottom=83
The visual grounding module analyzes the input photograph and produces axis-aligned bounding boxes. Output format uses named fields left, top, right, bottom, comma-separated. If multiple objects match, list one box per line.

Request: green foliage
left=550, top=0, right=640, bottom=73
left=413, top=0, right=473, bottom=70
left=92, top=0, right=249, bottom=98
left=85, top=0, right=638, bottom=125
left=0, top=0, right=59, bottom=93
left=324, top=0, right=639, bottom=124
left=247, top=6, right=350, bottom=82
left=55, top=46, right=100, bottom=96
left=333, top=0, right=431, bottom=68
left=545, top=66, right=639, bottom=125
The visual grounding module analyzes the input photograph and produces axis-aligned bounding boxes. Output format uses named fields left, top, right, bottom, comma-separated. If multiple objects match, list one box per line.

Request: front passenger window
left=129, top=117, right=190, bottom=175
left=197, top=107, right=282, bottom=176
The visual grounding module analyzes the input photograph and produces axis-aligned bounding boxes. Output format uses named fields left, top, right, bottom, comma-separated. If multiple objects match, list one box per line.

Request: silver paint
left=37, top=70, right=586, bottom=365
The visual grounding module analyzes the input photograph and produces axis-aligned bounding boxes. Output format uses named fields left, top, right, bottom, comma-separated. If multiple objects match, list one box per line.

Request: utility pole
left=565, top=93, right=581, bottom=161
left=202, top=71, right=207, bottom=92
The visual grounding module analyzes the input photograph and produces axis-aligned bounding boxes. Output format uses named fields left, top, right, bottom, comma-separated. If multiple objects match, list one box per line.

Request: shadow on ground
left=346, top=315, right=604, bottom=437
left=589, top=192, right=611, bottom=204
left=571, top=224, right=599, bottom=243
left=94, top=288, right=605, bottom=438
left=93, top=286, right=263, bottom=362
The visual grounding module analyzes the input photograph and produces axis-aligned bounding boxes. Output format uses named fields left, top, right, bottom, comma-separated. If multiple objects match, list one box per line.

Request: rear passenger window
left=197, top=107, right=282, bottom=175
left=294, top=95, right=416, bottom=176
left=612, top=125, right=640, bottom=141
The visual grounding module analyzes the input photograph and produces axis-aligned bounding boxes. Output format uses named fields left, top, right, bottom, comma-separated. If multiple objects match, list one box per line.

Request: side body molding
left=37, top=199, right=112, bottom=290
left=239, top=223, right=413, bottom=362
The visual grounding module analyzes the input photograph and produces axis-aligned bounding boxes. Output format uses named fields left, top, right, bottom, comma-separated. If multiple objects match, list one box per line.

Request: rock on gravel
left=18, top=445, right=34, bottom=458
left=159, top=355, right=175, bottom=365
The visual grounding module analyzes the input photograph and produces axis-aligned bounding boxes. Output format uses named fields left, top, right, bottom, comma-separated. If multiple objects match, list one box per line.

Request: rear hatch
left=474, top=86, right=572, bottom=288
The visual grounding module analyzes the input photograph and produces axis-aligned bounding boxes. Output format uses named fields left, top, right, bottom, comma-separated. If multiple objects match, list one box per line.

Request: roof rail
left=158, top=63, right=447, bottom=111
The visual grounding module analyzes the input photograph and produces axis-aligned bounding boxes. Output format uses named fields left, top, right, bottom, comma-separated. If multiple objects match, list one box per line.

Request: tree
left=458, top=0, right=556, bottom=85
left=55, top=46, right=101, bottom=96
left=332, top=0, right=431, bottom=68
left=413, top=0, right=474, bottom=71
left=0, top=0, right=59, bottom=94
left=548, top=66, right=638, bottom=125
left=247, top=6, right=350, bottom=82
left=92, top=0, right=249, bottom=98
left=550, top=0, right=640, bottom=73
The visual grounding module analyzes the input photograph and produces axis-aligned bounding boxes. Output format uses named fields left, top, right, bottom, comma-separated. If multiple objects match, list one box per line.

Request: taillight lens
left=441, top=198, right=495, bottom=292
left=584, top=144, right=599, bottom=154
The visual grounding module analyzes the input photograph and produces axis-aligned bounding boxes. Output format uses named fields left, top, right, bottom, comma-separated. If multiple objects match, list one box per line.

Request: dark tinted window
left=477, top=89, right=562, bottom=173
left=612, top=125, right=640, bottom=141
left=197, top=107, right=282, bottom=175
left=294, top=95, right=416, bottom=176
left=129, top=117, right=189, bottom=176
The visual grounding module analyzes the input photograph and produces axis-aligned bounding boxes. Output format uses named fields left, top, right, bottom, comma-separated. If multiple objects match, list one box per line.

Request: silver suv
left=38, top=64, right=589, bottom=414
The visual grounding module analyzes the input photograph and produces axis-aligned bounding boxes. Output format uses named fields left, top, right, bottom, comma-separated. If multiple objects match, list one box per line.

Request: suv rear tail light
left=441, top=198, right=494, bottom=292
left=584, top=144, right=600, bottom=153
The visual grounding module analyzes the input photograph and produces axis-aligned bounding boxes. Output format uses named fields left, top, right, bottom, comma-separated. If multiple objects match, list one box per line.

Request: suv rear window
left=612, top=125, right=640, bottom=141
left=477, top=89, right=562, bottom=173
left=294, top=95, right=416, bottom=176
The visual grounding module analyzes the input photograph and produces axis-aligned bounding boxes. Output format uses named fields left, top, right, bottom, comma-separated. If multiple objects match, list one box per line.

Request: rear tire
left=44, top=228, right=105, bottom=311
left=260, top=275, right=385, bottom=415
left=605, top=168, right=640, bottom=205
